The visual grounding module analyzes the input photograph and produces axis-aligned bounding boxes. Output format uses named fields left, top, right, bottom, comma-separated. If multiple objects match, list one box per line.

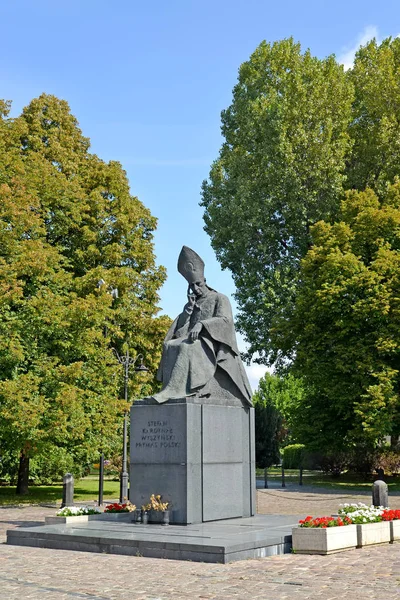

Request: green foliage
left=317, top=453, right=349, bottom=477
left=347, top=37, right=400, bottom=193
left=253, top=372, right=305, bottom=467
left=377, top=448, right=400, bottom=475
left=0, top=449, right=19, bottom=482
left=0, top=94, right=171, bottom=488
left=0, top=448, right=79, bottom=485
left=253, top=397, right=281, bottom=469
left=274, top=182, right=400, bottom=450
left=281, top=444, right=306, bottom=469
left=0, top=477, right=121, bottom=505
left=201, top=35, right=400, bottom=453
left=202, top=36, right=400, bottom=369
left=201, top=37, right=353, bottom=363
left=29, top=447, right=83, bottom=485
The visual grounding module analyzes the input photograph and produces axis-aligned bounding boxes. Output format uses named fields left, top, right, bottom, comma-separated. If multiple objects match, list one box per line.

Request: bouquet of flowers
left=299, top=515, right=352, bottom=528
left=338, top=503, right=385, bottom=524
left=142, top=494, right=169, bottom=512
left=104, top=501, right=136, bottom=513
left=338, top=503, right=400, bottom=523
left=56, top=506, right=101, bottom=517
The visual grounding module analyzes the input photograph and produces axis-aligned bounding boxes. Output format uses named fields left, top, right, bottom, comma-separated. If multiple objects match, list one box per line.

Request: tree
left=201, top=38, right=353, bottom=364
left=0, top=94, right=170, bottom=492
left=201, top=36, right=400, bottom=368
left=347, top=37, right=400, bottom=194
left=273, top=183, right=400, bottom=451
left=253, top=372, right=305, bottom=467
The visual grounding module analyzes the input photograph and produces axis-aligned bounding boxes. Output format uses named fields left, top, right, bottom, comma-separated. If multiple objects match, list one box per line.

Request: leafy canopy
left=273, top=182, right=400, bottom=449
left=201, top=38, right=353, bottom=364
left=347, top=37, right=400, bottom=193
left=253, top=371, right=305, bottom=467
left=0, top=94, right=170, bottom=481
left=202, top=36, right=400, bottom=367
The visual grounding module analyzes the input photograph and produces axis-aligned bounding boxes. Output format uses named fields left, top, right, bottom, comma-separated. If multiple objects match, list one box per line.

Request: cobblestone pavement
left=1, top=490, right=400, bottom=600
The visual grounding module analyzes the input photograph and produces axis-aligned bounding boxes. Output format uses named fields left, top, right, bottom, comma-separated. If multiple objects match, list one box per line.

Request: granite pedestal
left=130, top=397, right=256, bottom=524
left=7, top=514, right=297, bottom=563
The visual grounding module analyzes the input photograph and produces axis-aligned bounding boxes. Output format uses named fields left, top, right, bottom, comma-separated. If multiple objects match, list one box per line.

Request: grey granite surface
left=7, top=514, right=300, bottom=563
left=130, top=401, right=255, bottom=524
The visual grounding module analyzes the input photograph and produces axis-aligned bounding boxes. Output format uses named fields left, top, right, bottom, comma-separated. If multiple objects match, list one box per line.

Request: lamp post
left=113, top=348, right=148, bottom=502
left=96, top=279, right=119, bottom=506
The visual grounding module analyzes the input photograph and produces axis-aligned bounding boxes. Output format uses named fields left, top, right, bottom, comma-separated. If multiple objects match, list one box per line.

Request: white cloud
left=235, top=332, right=271, bottom=391
left=337, top=25, right=379, bottom=71
left=245, top=362, right=270, bottom=392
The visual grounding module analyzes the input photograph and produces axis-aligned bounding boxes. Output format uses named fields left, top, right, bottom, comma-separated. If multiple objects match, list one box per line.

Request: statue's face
left=189, top=278, right=207, bottom=298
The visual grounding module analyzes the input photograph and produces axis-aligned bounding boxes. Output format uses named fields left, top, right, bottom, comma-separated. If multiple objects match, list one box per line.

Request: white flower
left=56, top=505, right=100, bottom=517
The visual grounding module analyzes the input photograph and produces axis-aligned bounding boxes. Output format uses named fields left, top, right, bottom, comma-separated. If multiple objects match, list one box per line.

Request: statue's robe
left=153, top=289, right=252, bottom=405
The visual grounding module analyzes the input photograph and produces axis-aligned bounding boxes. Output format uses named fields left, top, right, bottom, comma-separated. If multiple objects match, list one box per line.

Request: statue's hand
left=187, top=293, right=196, bottom=308
left=189, top=322, right=202, bottom=342
left=184, top=293, right=196, bottom=315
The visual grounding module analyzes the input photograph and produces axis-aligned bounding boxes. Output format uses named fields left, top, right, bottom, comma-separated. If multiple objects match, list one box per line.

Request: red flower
left=298, top=515, right=351, bottom=528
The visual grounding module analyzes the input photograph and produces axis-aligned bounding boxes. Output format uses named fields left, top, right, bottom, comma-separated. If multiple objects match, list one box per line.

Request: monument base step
left=6, top=514, right=300, bottom=564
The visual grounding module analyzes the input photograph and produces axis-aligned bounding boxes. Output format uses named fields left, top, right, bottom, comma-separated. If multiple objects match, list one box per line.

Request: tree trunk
left=16, top=449, right=30, bottom=495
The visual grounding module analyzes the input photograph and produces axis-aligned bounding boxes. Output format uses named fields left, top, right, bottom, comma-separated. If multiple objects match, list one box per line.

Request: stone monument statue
left=130, top=246, right=256, bottom=524
left=152, top=246, right=252, bottom=406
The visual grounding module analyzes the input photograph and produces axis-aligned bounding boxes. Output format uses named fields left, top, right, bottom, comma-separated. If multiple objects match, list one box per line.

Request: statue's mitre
left=177, top=246, right=205, bottom=283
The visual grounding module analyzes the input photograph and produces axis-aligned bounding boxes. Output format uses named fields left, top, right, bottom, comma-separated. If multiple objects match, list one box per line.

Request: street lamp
left=96, top=279, right=119, bottom=506
left=113, top=348, right=148, bottom=502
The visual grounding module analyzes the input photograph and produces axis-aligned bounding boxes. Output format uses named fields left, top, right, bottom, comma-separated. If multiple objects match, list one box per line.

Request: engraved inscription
left=135, top=420, right=181, bottom=449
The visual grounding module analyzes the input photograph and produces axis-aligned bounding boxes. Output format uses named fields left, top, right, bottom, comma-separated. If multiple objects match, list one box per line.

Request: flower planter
left=45, top=512, right=132, bottom=525
left=292, top=525, right=358, bottom=555
left=356, top=521, right=391, bottom=547
left=390, top=520, right=400, bottom=542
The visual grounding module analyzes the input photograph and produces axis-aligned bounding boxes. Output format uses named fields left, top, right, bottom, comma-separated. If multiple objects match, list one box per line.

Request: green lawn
left=2, top=470, right=400, bottom=505
left=307, top=474, right=400, bottom=492
left=0, top=477, right=120, bottom=506
left=256, top=468, right=400, bottom=492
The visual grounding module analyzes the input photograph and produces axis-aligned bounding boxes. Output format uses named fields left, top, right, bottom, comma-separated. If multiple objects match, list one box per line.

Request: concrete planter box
left=390, top=520, right=400, bottom=542
left=45, top=512, right=133, bottom=525
left=356, top=521, right=391, bottom=546
left=292, top=525, right=358, bottom=555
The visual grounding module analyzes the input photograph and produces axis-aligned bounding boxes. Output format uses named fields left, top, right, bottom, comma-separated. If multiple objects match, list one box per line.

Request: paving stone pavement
left=1, top=489, right=400, bottom=600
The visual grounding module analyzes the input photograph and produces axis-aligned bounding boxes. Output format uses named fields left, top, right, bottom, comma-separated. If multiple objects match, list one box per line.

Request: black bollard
left=281, top=464, right=286, bottom=488
left=264, top=467, right=269, bottom=489
left=98, top=453, right=104, bottom=506
left=61, top=473, right=74, bottom=507
left=372, top=480, right=389, bottom=508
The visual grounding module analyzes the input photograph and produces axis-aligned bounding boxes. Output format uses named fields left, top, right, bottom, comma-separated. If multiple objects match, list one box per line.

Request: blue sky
left=2, top=1, right=399, bottom=387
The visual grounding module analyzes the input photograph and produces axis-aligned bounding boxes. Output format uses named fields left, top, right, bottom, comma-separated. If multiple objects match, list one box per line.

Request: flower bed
left=104, top=501, right=136, bottom=513
left=57, top=506, right=101, bottom=517
left=338, top=503, right=386, bottom=524
left=293, top=516, right=357, bottom=554
left=356, top=521, right=391, bottom=546
left=46, top=506, right=101, bottom=525
left=45, top=505, right=134, bottom=525
left=339, top=503, right=394, bottom=546
left=391, top=519, right=400, bottom=542
left=299, top=516, right=352, bottom=528
left=383, top=510, right=400, bottom=540
left=293, top=503, right=400, bottom=553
